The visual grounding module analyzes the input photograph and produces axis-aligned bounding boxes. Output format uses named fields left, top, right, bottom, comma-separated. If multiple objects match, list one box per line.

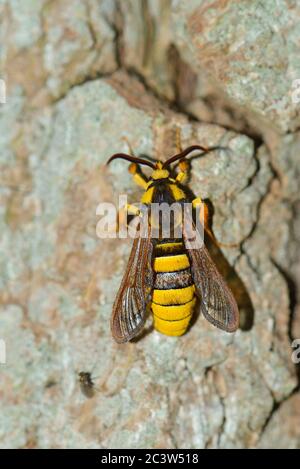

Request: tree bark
left=0, top=0, right=299, bottom=449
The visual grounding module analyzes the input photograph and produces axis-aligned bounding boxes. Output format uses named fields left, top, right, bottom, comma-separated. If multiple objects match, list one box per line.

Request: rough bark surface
left=0, top=0, right=299, bottom=449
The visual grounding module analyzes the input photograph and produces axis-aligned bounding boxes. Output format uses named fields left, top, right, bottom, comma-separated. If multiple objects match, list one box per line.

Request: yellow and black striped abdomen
left=151, top=240, right=196, bottom=337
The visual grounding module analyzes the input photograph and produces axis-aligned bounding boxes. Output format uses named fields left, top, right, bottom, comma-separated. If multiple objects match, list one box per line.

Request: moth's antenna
left=163, top=145, right=226, bottom=167
left=107, top=153, right=155, bottom=169
left=162, top=145, right=209, bottom=167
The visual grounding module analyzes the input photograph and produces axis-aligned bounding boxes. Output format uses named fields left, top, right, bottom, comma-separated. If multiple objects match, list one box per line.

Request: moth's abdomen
left=151, top=240, right=196, bottom=337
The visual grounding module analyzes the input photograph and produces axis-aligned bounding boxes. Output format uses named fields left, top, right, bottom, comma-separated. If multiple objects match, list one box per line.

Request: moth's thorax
left=140, top=177, right=186, bottom=205
left=138, top=161, right=186, bottom=205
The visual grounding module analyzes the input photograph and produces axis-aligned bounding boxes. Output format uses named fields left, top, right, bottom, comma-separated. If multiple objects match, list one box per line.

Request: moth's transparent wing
left=111, top=226, right=154, bottom=343
left=183, top=210, right=239, bottom=332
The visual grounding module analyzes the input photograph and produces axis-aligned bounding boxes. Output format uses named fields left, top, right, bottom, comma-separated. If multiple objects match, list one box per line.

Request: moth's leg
left=117, top=203, right=146, bottom=240
left=207, top=231, right=240, bottom=249
left=122, top=136, right=136, bottom=156
left=175, top=126, right=183, bottom=153
left=176, top=159, right=190, bottom=184
left=192, top=197, right=239, bottom=248
left=126, top=203, right=141, bottom=216
left=175, top=128, right=190, bottom=184
left=122, top=136, right=149, bottom=189
left=118, top=202, right=141, bottom=230
left=82, top=272, right=97, bottom=309
left=192, top=197, right=209, bottom=228
left=128, top=163, right=148, bottom=190
left=104, top=203, right=140, bottom=235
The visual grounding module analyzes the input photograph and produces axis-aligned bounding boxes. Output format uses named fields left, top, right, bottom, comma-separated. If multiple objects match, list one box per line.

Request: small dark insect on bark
left=78, top=371, right=96, bottom=398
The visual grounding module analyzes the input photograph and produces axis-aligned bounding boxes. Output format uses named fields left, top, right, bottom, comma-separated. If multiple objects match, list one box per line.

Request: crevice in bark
left=216, top=394, right=226, bottom=449
left=50, top=71, right=114, bottom=104
left=271, top=260, right=297, bottom=343
left=258, top=379, right=300, bottom=443
left=165, top=387, right=178, bottom=449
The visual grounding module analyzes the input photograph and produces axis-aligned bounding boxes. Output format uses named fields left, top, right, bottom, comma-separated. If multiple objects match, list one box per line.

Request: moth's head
left=151, top=161, right=170, bottom=180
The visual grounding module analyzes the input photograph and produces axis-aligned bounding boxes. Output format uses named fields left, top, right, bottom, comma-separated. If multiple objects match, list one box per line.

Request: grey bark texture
left=0, top=0, right=299, bottom=449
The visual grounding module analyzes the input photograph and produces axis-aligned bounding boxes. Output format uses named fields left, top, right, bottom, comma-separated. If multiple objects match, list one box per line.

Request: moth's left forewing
left=111, top=224, right=154, bottom=343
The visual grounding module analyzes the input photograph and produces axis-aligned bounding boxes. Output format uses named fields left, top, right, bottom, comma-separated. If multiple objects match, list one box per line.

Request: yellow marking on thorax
left=152, top=285, right=195, bottom=305
left=154, top=253, right=190, bottom=272
left=176, top=172, right=188, bottom=184
left=168, top=184, right=186, bottom=201
left=133, top=173, right=148, bottom=189
left=141, top=186, right=154, bottom=204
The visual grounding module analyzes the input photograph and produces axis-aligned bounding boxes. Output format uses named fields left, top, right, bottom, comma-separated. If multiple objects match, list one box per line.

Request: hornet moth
left=107, top=141, right=239, bottom=343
